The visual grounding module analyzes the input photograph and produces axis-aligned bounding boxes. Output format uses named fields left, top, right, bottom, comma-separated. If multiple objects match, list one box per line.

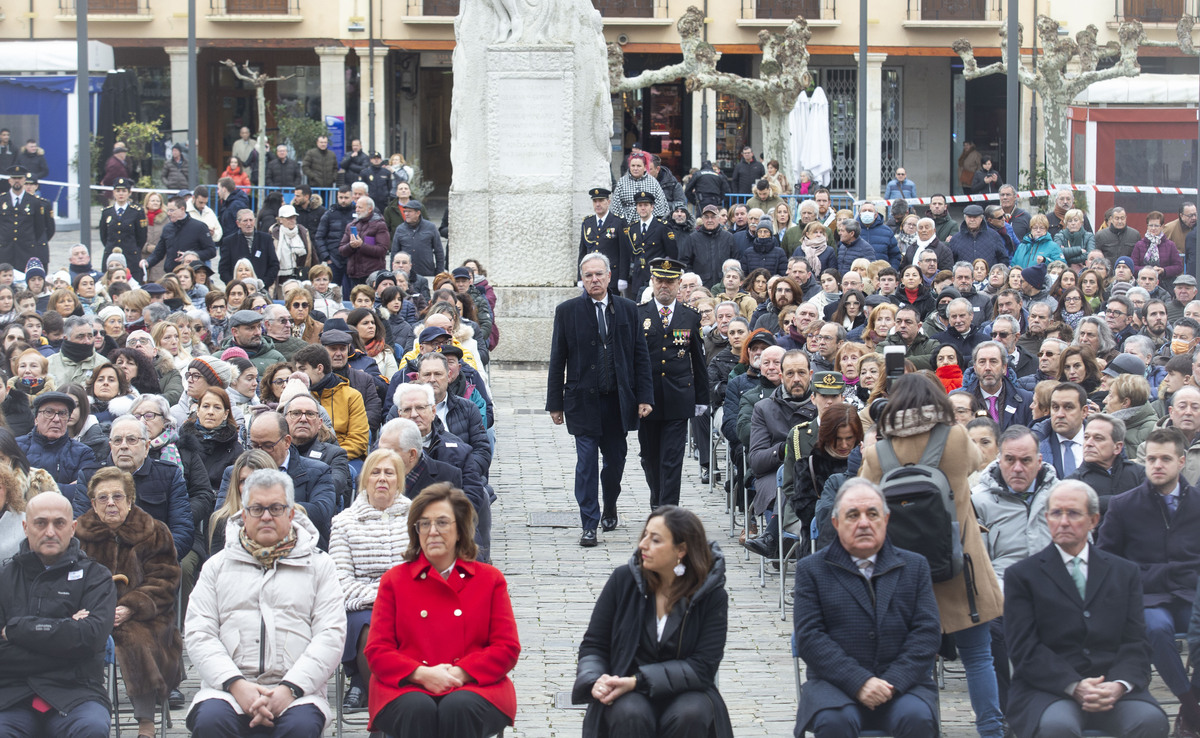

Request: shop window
left=422, top=0, right=460, bottom=14
left=592, top=0, right=655, bottom=17
left=1112, top=137, right=1196, bottom=217
left=715, top=95, right=750, bottom=176
left=1122, top=0, right=1186, bottom=22
left=756, top=0, right=820, bottom=19
left=276, top=66, right=321, bottom=122
left=917, top=0, right=987, bottom=21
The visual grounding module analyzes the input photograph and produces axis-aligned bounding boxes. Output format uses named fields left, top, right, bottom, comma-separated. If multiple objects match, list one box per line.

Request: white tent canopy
left=789, top=87, right=832, bottom=187
left=0, top=40, right=113, bottom=74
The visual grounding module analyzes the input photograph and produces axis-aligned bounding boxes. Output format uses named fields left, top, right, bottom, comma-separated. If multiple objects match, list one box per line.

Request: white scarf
left=276, top=226, right=305, bottom=274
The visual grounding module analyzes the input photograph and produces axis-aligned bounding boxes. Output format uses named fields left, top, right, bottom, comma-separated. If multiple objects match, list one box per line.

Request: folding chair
left=774, top=482, right=803, bottom=620
left=106, top=635, right=172, bottom=738
left=791, top=630, right=803, bottom=705
left=709, top=407, right=724, bottom=496
left=335, top=667, right=371, bottom=738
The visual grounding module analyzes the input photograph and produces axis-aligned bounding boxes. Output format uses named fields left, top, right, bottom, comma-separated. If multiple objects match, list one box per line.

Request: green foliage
left=1020, top=161, right=1088, bottom=214
left=271, top=103, right=329, bottom=156
left=408, top=159, right=435, bottom=200
left=114, top=116, right=165, bottom=157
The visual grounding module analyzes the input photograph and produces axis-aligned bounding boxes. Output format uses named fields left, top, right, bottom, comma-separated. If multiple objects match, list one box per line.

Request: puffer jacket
left=738, top=235, right=788, bottom=277
left=748, top=386, right=817, bottom=515
left=1054, top=227, right=1094, bottom=266
left=312, top=373, right=370, bottom=460
left=315, top=201, right=355, bottom=264
left=573, top=543, right=733, bottom=738
left=950, top=222, right=1009, bottom=266
left=0, top=538, right=116, bottom=714
left=1113, top=403, right=1158, bottom=452
left=835, top=236, right=875, bottom=274
left=1011, top=233, right=1064, bottom=269
left=184, top=514, right=346, bottom=729
left=679, top=226, right=739, bottom=288
left=339, top=211, right=390, bottom=279
left=858, top=217, right=901, bottom=268
left=16, top=430, right=100, bottom=507
left=301, top=147, right=338, bottom=188
left=970, top=459, right=1057, bottom=584
left=328, top=493, right=412, bottom=612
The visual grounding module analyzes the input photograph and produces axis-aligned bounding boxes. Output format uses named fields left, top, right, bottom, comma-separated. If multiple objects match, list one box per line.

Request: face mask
left=60, top=339, right=93, bottom=362
left=1172, top=339, right=1193, bottom=355
left=860, top=212, right=876, bottom=225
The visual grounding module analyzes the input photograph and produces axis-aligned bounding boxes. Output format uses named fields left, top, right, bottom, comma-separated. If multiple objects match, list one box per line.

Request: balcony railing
left=1118, top=0, right=1197, bottom=22
left=907, top=0, right=999, bottom=21
left=756, top=0, right=822, bottom=19
left=417, top=0, right=460, bottom=14
left=60, top=0, right=149, bottom=13
left=210, top=0, right=299, bottom=14
left=592, top=0, right=655, bottom=16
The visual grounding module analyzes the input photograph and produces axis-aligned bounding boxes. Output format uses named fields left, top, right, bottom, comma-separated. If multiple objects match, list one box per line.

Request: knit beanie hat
left=24, top=258, right=45, bottom=280
left=190, top=357, right=234, bottom=387
left=220, top=346, right=250, bottom=362
left=1020, top=263, right=1047, bottom=291
left=97, top=305, right=124, bottom=325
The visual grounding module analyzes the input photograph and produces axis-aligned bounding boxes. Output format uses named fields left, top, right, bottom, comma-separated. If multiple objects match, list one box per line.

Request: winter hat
left=1115, top=256, right=1135, bottom=274
left=105, top=250, right=128, bottom=270
left=24, top=258, right=45, bottom=280
left=220, top=346, right=250, bottom=362
left=97, top=305, right=124, bottom=325
left=1110, top=281, right=1132, bottom=298
left=189, top=357, right=234, bottom=388
left=1020, top=263, right=1047, bottom=291
left=756, top=216, right=774, bottom=234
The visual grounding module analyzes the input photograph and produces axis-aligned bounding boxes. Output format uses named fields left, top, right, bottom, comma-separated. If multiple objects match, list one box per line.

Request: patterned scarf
left=1062, top=310, right=1085, bottom=329
left=364, top=337, right=386, bottom=358
left=149, top=428, right=183, bottom=472
left=239, top=526, right=297, bottom=570
left=1145, top=232, right=1163, bottom=264
left=897, top=231, right=918, bottom=257
left=800, top=234, right=828, bottom=274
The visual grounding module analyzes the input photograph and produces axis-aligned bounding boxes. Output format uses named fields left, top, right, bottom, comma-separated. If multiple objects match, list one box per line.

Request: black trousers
left=990, top=616, right=1010, bottom=711
left=638, top=417, right=688, bottom=509
left=375, top=690, right=508, bottom=738
left=602, top=690, right=715, bottom=738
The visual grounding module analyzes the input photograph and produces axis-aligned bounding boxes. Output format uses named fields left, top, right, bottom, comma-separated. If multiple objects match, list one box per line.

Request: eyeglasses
left=1065, top=295, right=1082, bottom=302
left=127, top=338, right=152, bottom=346
left=291, top=302, right=310, bottom=309
left=399, top=404, right=431, bottom=416
left=286, top=410, right=320, bottom=419
left=94, top=494, right=127, bottom=504
left=245, top=503, right=289, bottom=518
left=1038, top=350, right=1060, bottom=358
left=1047, top=509, right=1087, bottom=522
left=110, top=435, right=143, bottom=446
left=270, top=317, right=293, bottom=325
left=250, top=437, right=285, bottom=452
left=416, top=517, right=455, bottom=533
left=253, top=305, right=267, bottom=312
left=991, top=332, right=1012, bottom=340
left=132, top=411, right=163, bottom=421
left=37, top=409, right=69, bottom=420
left=1105, top=309, right=1127, bottom=317
left=270, top=378, right=289, bottom=387
left=185, top=371, right=205, bottom=382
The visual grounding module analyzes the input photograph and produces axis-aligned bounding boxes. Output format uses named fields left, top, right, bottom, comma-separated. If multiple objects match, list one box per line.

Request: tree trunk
left=1042, top=98, right=1070, bottom=186
left=760, top=107, right=792, bottom=183
left=256, top=86, right=267, bottom=190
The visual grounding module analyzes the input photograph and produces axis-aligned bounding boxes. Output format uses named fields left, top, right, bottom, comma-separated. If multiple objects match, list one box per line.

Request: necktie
left=595, top=301, right=608, bottom=343
left=987, top=396, right=999, bottom=422
left=642, top=223, right=647, bottom=236
left=856, top=559, right=873, bottom=580
left=1167, top=493, right=1179, bottom=515
left=1069, top=556, right=1086, bottom=599
left=1061, top=440, right=1077, bottom=476
left=659, top=305, right=670, bottom=327
left=117, top=207, right=124, bottom=217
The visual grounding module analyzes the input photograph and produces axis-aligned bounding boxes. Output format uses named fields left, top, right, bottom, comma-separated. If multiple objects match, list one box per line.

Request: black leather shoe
left=743, top=530, right=779, bottom=558
left=168, top=688, right=185, bottom=710
left=601, top=509, right=618, bottom=532
left=342, top=685, right=366, bottom=712
left=580, top=529, right=598, bottom=547
left=700, top=466, right=710, bottom=484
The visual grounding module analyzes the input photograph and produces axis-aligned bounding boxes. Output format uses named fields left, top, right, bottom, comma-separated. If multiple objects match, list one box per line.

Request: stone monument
left=448, top=0, right=611, bottom=362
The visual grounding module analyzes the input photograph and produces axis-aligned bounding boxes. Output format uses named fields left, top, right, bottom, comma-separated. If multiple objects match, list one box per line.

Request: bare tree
left=607, top=6, right=812, bottom=179
left=951, top=15, right=1184, bottom=186
left=220, top=59, right=295, bottom=189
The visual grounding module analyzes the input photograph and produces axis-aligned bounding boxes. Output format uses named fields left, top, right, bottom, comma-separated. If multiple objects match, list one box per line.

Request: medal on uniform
left=678, top=349, right=686, bottom=358
left=643, top=318, right=651, bottom=330
left=673, top=330, right=687, bottom=346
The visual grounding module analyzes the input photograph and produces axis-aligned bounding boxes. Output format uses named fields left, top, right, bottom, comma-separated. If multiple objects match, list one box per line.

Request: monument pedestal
left=449, top=8, right=611, bottom=362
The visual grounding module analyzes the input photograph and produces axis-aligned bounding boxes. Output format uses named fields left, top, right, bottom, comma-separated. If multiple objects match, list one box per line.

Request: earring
left=673, top=560, right=686, bottom=576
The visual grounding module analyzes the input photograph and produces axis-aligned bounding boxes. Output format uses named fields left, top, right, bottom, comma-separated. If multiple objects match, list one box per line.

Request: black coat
left=358, top=163, right=392, bottom=204
left=1097, top=477, right=1200, bottom=608
left=624, top=218, right=677, bottom=290
left=1066, top=456, right=1144, bottom=516
left=146, top=214, right=216, bottom=270
left=316, top=202, right=355, bottom=264
left=579, top=212, right=631, bottom=283
left=405, top=452, right=463, bottom=500
left=219, top=229, right=279, bottom=286
left=154, top=431, right=218, bottom=560
left=731, top=158, right=766, bottom=194
left=1004, top=544, right=1159, bottom=738
left=0, top=192, right=46, bottom=265
left=793, top=539, right=942, bottom=734
left=294, top=437, right=351, bottom=508
left=573, top=544, right=733, bottom=738
left=99, top=201, right=147, bottom=266
left=967, top=376, right=1033, bottom=431
left=264, top=156, right=302, bottom=188
left=679, top=227, right=740, bottom=297
left=638, top=300, right=707, bottom=421
left=217, top=189, right=251, bottom=243
left=683, top=169, right=730, bottom=209
left=547, top=293, right=654, bottom=437
left=427, top=425, right=490, bottom=513
left=0, top=539, right=116, bottom=714
left=178, top=421, right=243, bottom=496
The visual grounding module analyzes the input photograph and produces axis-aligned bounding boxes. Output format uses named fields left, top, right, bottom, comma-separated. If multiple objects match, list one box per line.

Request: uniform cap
left=112, top=177, right=133, bottom=190
left=633, top=191, right=656, bottom=204
left=812, top=371, right=846, bottom=395
left=588, top=187, right=611, bottom=199
left=3, top=165, right=29, bottom=178
left=648, top=257, right=682, bottom=280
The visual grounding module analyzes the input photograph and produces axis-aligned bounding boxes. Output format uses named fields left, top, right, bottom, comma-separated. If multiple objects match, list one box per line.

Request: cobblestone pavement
left=120, top=368, right=1180, bottom=737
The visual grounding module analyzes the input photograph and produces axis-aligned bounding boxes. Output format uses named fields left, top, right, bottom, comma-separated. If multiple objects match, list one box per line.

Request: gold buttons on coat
left=420, top=610, right=428, bottom=618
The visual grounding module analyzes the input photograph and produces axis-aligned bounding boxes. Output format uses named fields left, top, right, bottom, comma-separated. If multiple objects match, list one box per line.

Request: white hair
left=395, top=382, right=435, bottom=407
left=380, top=417, right=423, bottom=452
left=350, top=181, right=368, bottom=194
left=241, top=468, right=295, bottom=508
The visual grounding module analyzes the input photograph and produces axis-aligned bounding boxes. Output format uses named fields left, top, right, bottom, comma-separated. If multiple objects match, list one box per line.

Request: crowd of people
left=555, top=145, right=1200, bottom=738
left=0, top=146, right=520, bottom=737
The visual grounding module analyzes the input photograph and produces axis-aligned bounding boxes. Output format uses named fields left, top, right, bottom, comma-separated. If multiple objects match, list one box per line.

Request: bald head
left=24, top=492, right=76, bottom=564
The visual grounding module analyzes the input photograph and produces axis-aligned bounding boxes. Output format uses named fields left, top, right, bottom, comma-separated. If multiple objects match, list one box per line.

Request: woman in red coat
left=365, top=483, right=520, bottom=737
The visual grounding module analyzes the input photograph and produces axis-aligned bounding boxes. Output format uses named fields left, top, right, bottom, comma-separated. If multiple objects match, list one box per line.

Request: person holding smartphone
left=339, top=195, right=390, bottom=288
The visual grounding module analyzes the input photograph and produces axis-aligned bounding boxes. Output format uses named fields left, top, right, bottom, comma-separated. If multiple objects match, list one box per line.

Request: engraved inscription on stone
left=491, top=73, right=568, bottom=177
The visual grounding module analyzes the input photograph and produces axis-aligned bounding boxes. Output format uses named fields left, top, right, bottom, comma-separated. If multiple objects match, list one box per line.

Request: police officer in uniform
left=578, top=187, right=630, bottom=293
left=637, top=257, right=707, bottom=509
left=624, top=190, right=676, bottom=298
left=0, top=166, right=45, bottom=268
left=99, top=177, right=147, bottom=280
left=23, top=177, right=54, bottom=266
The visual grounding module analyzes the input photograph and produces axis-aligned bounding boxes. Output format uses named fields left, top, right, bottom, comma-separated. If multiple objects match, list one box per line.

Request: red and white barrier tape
left=878, top=183, right=1200, bottom=207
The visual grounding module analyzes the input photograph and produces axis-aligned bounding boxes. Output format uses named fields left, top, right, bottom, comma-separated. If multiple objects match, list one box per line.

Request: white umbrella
left=801, top=86, right=833, bottom=187
left=788, top=90, right=809, bottom=187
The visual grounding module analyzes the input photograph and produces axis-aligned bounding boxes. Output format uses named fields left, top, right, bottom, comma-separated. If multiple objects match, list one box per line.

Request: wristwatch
left=281, top=680, right=303, bottom=699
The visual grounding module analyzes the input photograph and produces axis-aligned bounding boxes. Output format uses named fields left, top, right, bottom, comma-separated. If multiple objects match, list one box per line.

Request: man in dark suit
left=1040, top=382, right=1087, bottom=479
left=636, top=257, right=707, bottom=510
left=1005, top=480, right=1169, bottom=738
left=98, top=178, right=146, bottom=275
left=0, top=166, right=46, bottom=268
left=990, top=314, right=1037, bottom=378
left=218, top=208, right=280, bottom=286
left=1098, top=427, right=1200, bottom=735
left=793, top=478, right=941, bottom=738
left=578, top=187, right=630, bottom=293
left=548, top=252, right=654, bottom=547
left=624, top=191, right=677, bottom=297
left=141, top=195, right=216, bottom=277
left=970, top=340, right=1034, bottom=431
left=379, top=416, right=463, bottom=497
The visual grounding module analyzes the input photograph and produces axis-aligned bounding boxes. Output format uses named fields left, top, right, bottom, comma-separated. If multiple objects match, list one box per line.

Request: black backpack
left=874, top=423, right=963, bottom=583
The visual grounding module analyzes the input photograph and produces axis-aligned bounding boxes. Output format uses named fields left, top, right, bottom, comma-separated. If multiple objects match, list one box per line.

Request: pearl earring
left=673, top=560, right=686, bottom=576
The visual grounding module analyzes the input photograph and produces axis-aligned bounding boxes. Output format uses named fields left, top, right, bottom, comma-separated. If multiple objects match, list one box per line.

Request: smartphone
left=350, top=225, right=359, bottom=239
left=884, top=345, right=906, bottom=379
